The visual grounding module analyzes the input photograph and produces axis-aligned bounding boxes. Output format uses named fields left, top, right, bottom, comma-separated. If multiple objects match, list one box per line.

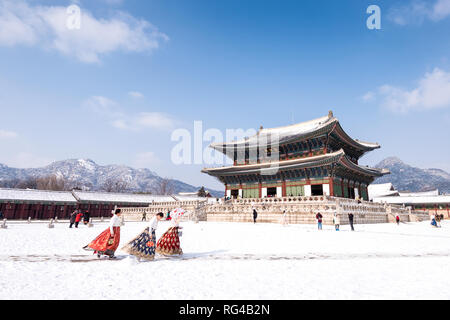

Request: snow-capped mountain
left=374, top=157, right=450, bottom=193
left=0, top=159, right=222, bottom=197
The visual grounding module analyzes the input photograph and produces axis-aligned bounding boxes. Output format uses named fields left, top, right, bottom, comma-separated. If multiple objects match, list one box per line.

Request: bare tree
left=152, top=177, right=175, bottom=195
left=101, top=178, right=129, bottom=193
left=36, top=175, right=67, bottom=191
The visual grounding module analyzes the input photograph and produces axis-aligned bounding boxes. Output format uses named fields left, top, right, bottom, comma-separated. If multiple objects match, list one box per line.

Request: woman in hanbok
left=156, top=208, right=185, bottom=256
left=83, top=209, right=122, bottom=259
left=121, top=212, right=164, bottom=261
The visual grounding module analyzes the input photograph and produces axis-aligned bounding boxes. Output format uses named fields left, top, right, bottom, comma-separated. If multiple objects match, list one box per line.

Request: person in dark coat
left=83, top=211, right=90, bottom=224
left=69, top=210, right=77, bottom=228
left=348, top=213, right=354, bottom=231
left=252, top=208, right=258, bottom=224
left=0, top=210, right=3, bottom=220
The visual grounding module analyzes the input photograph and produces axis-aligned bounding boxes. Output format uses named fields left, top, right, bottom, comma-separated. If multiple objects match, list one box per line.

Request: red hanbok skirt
left=156, top=227, right=182, bottom=255
left=85, top=226, right=121, bottom=255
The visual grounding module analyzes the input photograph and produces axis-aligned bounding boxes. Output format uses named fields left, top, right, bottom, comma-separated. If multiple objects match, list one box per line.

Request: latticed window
left=243, top=188, right=258, bottom=198
left=286, top=185, right=304, bottom=197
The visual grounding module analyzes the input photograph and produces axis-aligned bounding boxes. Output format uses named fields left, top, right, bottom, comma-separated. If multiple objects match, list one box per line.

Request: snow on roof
left=211, top=115, right=333, bottom=149
left=210, top=113, right=380, bottom=154
left=72, top=191, right=176, bottom=204
left=0, top=188, right=77, bottom=203
left=372, top=194, right=450, bottom=205
left=368, top=183, right=398, bottom=199
left=398, top=190, right=440, bottom=197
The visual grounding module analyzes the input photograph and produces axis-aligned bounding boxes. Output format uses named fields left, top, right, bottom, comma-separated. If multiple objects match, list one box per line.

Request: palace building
left=202, top=111, right=389, bottom=200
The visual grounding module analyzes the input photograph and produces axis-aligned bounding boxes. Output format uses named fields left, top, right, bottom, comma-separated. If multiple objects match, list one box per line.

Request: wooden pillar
left=258, top=182, right=262, bottom=198
left=282, top=180, right=287, bottom=197
left=329, top=177, right=334, bottom=197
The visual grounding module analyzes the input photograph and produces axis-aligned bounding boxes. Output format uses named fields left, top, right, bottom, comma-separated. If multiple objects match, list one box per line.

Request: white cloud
left=111, top=112, right=177, bottom=131
left=0, top=129, right=18, bottom=139
left=82, top=95, right=122, bottom=116
left=4, top=152, right=53, bottom=168
left=361, top=91, right=375, bottom=102
left=84, top=95, right=177, bottom=131
left=134, top=151, right=161, bottom=169
left=389, top=0, right=450, bottom=25
left=0, top=0, right=168, bottom=63
left=128, top=91, right=144, bottom=99
left=371, top=68, right=450, bottom=113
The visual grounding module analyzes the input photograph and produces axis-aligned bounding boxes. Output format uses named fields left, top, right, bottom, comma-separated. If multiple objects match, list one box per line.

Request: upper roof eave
left=209, top=113, right=380, bottom=153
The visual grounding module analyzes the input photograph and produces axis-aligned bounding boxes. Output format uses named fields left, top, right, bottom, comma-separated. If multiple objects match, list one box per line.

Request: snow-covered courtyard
left=1, top=219, right=449, bottom=300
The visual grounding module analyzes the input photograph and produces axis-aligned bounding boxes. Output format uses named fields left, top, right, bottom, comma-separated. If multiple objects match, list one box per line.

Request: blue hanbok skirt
left=121, top=227, right=156, bottom=260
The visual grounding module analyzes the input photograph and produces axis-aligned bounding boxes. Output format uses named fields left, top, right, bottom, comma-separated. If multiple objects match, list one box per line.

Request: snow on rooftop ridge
left=71, top=190, right=176, bottom=203
left=210, top=114, right=334, bottom=147
left=0, top=188, right=76, bottom=202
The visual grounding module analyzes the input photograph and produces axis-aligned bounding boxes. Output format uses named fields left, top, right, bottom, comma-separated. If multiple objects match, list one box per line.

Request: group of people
left=315, top=212, right=355, bottom=231
left=69, top=210, right=90, bottom=228
left=83, top=208, right=185, bottom=260
left=431, top=214, right=444, bottom=228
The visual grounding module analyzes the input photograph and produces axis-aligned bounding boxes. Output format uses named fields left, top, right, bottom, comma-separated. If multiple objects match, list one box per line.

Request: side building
left=0, top=188, right=178, bottom=220
left=202, top=111, right=389, bottom=200
left=369, top=183, right=449, bottom=219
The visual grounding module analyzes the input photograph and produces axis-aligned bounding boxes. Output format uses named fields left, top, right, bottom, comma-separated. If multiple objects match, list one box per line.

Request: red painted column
left=258, top=182, right=262, bottom=198
left=329, top=177, right=334, bottom=197
left=282, top=181, right=287, bottom=197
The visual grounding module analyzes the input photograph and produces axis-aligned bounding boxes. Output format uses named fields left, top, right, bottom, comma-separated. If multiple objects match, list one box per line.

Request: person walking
left=0, top=210, right=4, bottom=220
left=83, top=209, right=122, bottom=259
left=333, top=214, right=340, bottom=231
left=69, top=210, right=77, bottom=228
left=395, top=214, right=400, bottom=226
left=316, top=212, right=323, bottom=230
left=122, top=212, right=164, bottom=261
left=281, top=209, right=288, bottom=226
left=253, top=208, right=258, bottom=224
left=348, top=213, right=354, bottom=231
left=436, top=214, right=441, bottom=228
left=156, top=208, right=185, bottom=256
left=431, top=214, right=438, bottom=227
left=75, top=211, right=83, bottom=228
left=141, top=211, right=147, bottom=222
left=83, top=211, right=90, bottom=225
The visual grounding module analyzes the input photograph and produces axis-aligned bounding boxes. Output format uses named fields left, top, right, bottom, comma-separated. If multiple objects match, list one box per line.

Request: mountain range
left=374, top=157, right=450, bottom=194
left=0, top=157, right=448, bottom=196
left=0, top=159, right=223, bottom=198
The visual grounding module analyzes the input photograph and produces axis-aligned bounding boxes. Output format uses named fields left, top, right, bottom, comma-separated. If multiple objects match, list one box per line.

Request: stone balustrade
left=120, top=200, right=209, bottom=222
left=120, top=196, right=429, bottom=225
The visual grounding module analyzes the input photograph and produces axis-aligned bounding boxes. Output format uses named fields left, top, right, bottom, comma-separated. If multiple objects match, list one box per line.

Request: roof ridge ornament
left=328, top=110, right=333, bottom=118
left=257, top=125, right=263, bottom=135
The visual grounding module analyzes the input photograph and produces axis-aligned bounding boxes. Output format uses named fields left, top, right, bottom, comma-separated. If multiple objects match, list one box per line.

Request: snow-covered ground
left=1, top=219, right=449, bottom=299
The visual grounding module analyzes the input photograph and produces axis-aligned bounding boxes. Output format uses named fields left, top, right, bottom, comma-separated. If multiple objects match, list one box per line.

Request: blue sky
left=0, top=0, right=450, bottom=191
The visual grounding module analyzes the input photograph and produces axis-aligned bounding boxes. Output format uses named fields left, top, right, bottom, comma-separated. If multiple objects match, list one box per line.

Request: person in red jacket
left=316, top=212, right=323, bottom=230
left=75, top=211, right=84, bottom=228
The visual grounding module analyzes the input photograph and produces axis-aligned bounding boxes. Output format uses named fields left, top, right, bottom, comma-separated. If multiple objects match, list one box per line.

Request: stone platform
left=120, top=196, right=429, bottom=225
